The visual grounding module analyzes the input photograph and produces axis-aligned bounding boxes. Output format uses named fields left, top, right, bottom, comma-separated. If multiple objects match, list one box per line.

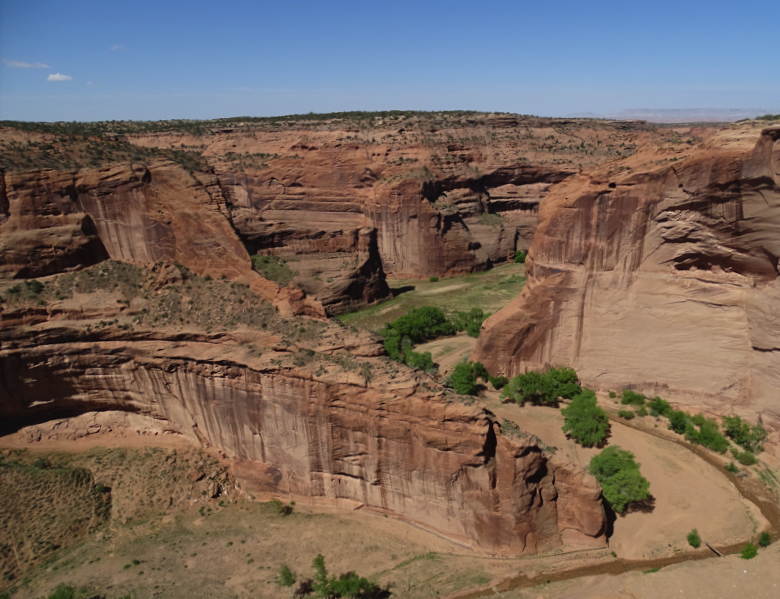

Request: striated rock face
left=0, top=162, right=323, bottom=316
left=0, top=322, right=606, bottom=555
left=475, top=125, right=780, bottom=426
left=122, top=114, right=659, bottom=278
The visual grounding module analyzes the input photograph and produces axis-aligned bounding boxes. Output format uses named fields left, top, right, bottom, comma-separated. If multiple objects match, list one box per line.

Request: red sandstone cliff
left=475, top=124, right=780, bottom=426
left=0, top=298, right=606, bottom=555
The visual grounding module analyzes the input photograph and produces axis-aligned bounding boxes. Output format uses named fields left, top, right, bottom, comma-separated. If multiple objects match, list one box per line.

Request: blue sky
left=1, top=0, right=778, bottom=121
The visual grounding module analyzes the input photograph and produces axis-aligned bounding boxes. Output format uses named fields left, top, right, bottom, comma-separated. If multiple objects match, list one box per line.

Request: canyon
left=475, top=123, right=780, bottom=429
left=2, top=113, right=780, bottom=596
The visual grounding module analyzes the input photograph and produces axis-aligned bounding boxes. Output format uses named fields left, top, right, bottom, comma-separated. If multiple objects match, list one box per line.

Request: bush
left=382, top=306, right=455, bottom=371
left=448, top=361, right=489, bottom=395
left=621, top=389, right=646, bottom=406
left=725, top=462, right=739, bottom=473
left=48, top=586, right=76, bottom=599
left=450, top=307, right=487, bottom=338
left=251, top=254, right=297, bottom=286
left=740, top=543, right=758, bottom=559
left=668, top=410, right=689, bottom=434
left=723, top=415, right=767, bottom=453
left=733, top=449, right=757, bottom=466
left=489, top=375, right=509, bottom=390
left=310, top=554, right=388, bottom=598
left=685, top=417, right=729, bottom=454
left=277, top=564, right=297, bottom=587
left=647, top=396, right=671, bottom=417
left=561, top=389, right=610, bottom=447
left=687, top=529, right=701, bottom=548
left=758, top=531, right=771, bottom=547
left=608, top=391, right=616, bottom=399
left=617, top=410, right=636, bottom=420
left=513, top=250, right=527, bottom=263
left=589, top=447, right=651, bottom=514
left=428, top=276, right=439, bottom=282
left=636, top=407, right=648, bottom=417
left=501, top=367, right=580, bottom=407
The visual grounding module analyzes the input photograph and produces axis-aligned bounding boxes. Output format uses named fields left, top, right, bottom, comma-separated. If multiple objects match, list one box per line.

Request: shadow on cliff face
left=0, top=355, right=136, bottom=435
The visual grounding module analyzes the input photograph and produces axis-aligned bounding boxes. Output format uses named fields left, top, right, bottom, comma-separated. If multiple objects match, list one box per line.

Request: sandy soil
left=416, top=333, right=477, bottom=375
left=482, top=395, right=766, bottom=559
left=493, top=542, right=780, bottom=599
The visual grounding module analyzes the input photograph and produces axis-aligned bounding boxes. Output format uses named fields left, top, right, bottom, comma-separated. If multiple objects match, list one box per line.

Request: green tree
left=561, top=389, right=610, bottom=447
left=647, top=396, right=671, bottom=417
left=501, top=367, right=581, bottom=407
left=514, top=250, right=527, bottom=263
left=589, top=447, right=651, bottom=514
left=489, top=375, right=509, bottom=390
left=447, top=361, right=490, bottom=395
left=687, top=529, right=701, bottom=548
left=620, top=389, right=646, bottom=406
left=758, top=532, right=771, bottom=547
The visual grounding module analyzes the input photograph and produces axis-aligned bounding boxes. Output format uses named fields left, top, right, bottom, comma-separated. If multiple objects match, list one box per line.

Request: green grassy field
left=338, top=262, right=526, bottom=333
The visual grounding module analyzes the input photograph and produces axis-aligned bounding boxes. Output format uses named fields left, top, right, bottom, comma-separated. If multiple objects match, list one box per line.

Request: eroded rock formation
left=0, top=315, right=606, bottom=555
left=476, top=125, right=780, bottom=426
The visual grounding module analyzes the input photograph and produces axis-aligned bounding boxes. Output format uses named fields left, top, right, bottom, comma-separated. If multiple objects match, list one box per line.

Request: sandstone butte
left=1, top=113, right=776, bottom=556
left=476, top=123, right=780, bottom=430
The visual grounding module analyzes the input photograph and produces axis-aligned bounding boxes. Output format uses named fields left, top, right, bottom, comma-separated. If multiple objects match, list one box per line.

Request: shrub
left=647, top=396, right=671, bottom=417
left=489, top=375, right=509, bottom=390
left=429, top=276, right=439, bottom=282
left=636, top=407, right=648, bottom=417
left=561, top=389, right=610, bottom=447
left=687, top=529, right=701, bottom=548
left=451, top=308, right=487, bottom=338
left=269, top=498, right=294, bottom=515
left=668, top=410, right=689, bottom=434
left=608, top=391, right=617, bottom=399
left=513, top=250, right=527, bottom=263
left=310, top=554, right=387, bottom=598
left=47, top=586, right=76, bottom=599
left=501, top=367, right=581, bottom=407
left=447, top=361, right=488, bottom=395
left=740, top=543, right=758, bottom=559
left=733, top=449, right=757, bottom=466
left=685, top=417, right=729, bottom=454
left=620, top=389, right=646, bottom=406
left=589, top=447, right=651, bottom=514
left=725, top=462, right=739, bottom=473
left=758, top=532, right=771, bottom=547
left=251, top=254, right=297, bottom=286
left=617, top=410, right=636, bottom=420
left=277, top=564, right=297, bottom=587
left=723, top=415, right=767, bottom=453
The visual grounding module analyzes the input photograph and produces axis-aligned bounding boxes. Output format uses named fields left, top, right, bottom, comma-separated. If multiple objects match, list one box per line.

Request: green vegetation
left=276, top=564, right=297, bottom=587
left=756, top=114, right=780, bottom=121
left=447, top=361, right=489, bottom=395
left=513, top=250, right=527, bottom=264
left=309, top=553, right=389, bottom=598
left=589, top=447, right=651, bottom=514
left=732, top=449, right=757, bottom=466
left=561, top=389, right=610, bottom=447
left=251, top=254, right=297, bottom=286
left=758, top=532, right=771, bottom=547
left=488, top=375, right=509, bottom=390
left=337, top=262, right=525, bottom=333
left=617, top=409, right=636, bottom=420
left=500, top=367, right=581, bottom=407
left=647, top=396, right=671, bottom=417
left=665, top=409, right=729, bottom=453
left=449, top=307, right=488, bottom=338
left=620, top=389, right=646, bottom=406
left=382, top=306, right=453, bottom=372
left=740, top=543, right=758, bottom=560
left=379, top=306, right=489, bottom=372
left=428, top=276, right=439, bottom=282
left=722, top=415, right=767, bottom=453
left=725, top=462, right=740, bottom=474
left=687, top=529, right=701, bottom=549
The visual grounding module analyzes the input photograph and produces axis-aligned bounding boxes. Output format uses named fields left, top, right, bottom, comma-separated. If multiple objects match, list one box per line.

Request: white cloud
left=47, top=73, right=73, bottom=82
left=110, top=44, right=126, bottom=52
left=3, top=59, right=50, bottom=69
